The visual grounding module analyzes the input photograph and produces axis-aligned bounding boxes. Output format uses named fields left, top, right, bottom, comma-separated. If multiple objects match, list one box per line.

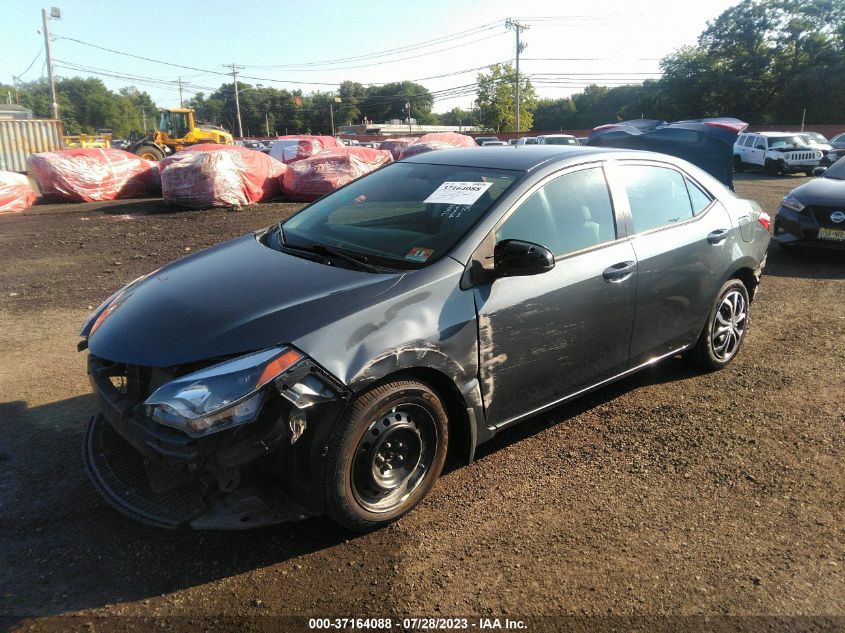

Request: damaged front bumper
left=83, top=353, right=348, bottom=529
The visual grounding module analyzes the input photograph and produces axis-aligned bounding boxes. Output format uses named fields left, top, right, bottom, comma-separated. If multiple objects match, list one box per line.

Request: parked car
left=774, top=156, right=845, bottom=249
left=516, top=137, right=539, bottom=145
left=535, top=134, right=579, bottom=146
left=481, top=140, right=508, bottom=146
left=474, top=136, right=500, bottom=145
left=508, top=139, right=519, bottom=146
left=80, top=146, right=770, bottom=531
left=797, top=132, right=839, bottom=165
left=733, top=131, right=822, bottom=176
left=830, top=133, right=845, bottom=152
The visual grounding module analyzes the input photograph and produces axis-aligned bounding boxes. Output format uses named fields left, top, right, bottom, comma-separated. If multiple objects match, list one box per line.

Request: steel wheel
left=351, top=404, right=437, bottom=514
left=324, top=379, right=448, bottom=531
left=711, top=289, right=747, bottom=361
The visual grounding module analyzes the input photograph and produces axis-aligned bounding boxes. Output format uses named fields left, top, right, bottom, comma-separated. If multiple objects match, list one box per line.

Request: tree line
left=2, top=0, right=842, bottom=137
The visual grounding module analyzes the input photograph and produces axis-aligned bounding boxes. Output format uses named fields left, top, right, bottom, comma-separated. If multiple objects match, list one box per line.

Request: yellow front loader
left=129, top=108, right=234, bottom=161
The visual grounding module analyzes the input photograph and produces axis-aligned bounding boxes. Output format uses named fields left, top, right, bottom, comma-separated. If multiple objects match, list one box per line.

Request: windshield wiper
left=309, top=243, right=384, bottom=273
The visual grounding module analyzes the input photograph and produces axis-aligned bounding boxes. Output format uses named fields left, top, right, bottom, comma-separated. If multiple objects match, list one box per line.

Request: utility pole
left=224, top=63, right=244, bottom=139
left=329, top=96, right=341, bottom=136
left=265, top=112, right=270, bottom=137
left=12, top=76, right=19, bottom=104
left=141, top=107, right=146, bottom=133
left=178, top=77, right=184, bottom=108
left=406, top=101, right=412, bottom=135
left=506, top=18, right=528, bottom=133
left=42, top=7, right=60, bottom=120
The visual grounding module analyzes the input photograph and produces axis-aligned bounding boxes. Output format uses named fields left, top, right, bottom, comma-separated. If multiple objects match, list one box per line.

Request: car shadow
left=763, top=242, right=845, bottom=280
left=0, top=394, right=353, bottom=623
left=471, top=355, right=698, bottom=462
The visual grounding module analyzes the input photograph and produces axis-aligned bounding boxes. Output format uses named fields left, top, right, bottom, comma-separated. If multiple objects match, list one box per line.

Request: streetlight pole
left=506, top=18, right=528, bottom=133
left=42, top=7, right=60, bottom=120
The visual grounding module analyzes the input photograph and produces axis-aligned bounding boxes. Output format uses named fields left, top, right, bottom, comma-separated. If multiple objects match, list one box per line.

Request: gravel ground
left=0, top=173, right=842, bottom=632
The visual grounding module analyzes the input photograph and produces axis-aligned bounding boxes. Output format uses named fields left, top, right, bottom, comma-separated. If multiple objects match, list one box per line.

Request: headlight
left=781, top=195, right=805, bottom=213
left=144, top=347, right=303, bottom=437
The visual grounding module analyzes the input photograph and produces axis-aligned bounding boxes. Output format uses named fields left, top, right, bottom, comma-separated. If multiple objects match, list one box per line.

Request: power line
left=242, top=20, right=504, bottom=69
left=16, top=45, right=44, bottom=80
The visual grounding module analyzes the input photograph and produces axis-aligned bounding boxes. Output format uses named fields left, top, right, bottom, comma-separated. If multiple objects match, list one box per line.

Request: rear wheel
left=135, top=144, right=164, bottom=161
left=689, top=279, right=750, bottom=371
left=324, top=379, right=448, bottom=531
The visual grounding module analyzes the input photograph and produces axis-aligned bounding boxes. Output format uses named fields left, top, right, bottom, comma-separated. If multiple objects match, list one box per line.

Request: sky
left=1, top=0, right=738, bottom=113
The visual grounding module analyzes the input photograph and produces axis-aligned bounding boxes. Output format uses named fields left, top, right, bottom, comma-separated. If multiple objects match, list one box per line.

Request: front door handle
left=707, top=229, right=729, bottom=244
left=602, top=261, right=636, bottom=283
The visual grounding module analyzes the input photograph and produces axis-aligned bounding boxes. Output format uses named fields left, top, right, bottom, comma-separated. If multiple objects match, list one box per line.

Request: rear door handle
left=707, top=229, right=729, bottom=244
left=602, top=261, right=636, bottom=283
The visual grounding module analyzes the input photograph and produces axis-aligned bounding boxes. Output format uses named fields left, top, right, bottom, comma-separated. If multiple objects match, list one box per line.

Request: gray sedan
left=80, top=146, right=771, bottom=531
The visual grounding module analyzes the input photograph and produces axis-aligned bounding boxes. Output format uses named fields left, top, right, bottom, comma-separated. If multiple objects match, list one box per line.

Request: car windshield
left=824, top=157, right=845, bottom=180
left=805, top=132, right=828, bottom=143
left=544, top=137, right=577, bottom=145
left=281, top=162, right=522, bottom=269
left=768, top=136, right=803, bottom=148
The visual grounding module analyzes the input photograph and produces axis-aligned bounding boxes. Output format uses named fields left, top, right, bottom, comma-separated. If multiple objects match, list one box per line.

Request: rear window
left=619, top=165, right=694, bottom=233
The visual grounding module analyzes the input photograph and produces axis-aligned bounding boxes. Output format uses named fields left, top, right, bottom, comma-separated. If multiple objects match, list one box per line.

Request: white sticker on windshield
left=423, top=181, right=494, bottom=205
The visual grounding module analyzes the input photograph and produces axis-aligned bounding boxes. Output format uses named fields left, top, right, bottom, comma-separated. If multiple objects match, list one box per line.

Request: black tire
left=804, top=168, right=814, bottom=177
left=135, top=144, right=164, bottom=161
left=733, top=155, right=743, bottom=173
left=324, top=379, right=448, bottom=531
left=689, top=279, right=750, bottom=371
left=764, top=159, right=779, bottom=176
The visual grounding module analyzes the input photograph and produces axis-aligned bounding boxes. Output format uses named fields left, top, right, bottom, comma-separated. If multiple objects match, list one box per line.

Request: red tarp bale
left=160, top=145, right=286, bottom=209
left=282, top=147, right=392, bottom=202
left=0, top=171, right=36, bottom=214
left=377, top=137, right=419, bottom=160
left=397, top=132, right=478, bottom=160
left=27, top=148, right=159, bottom=202
left=269, top=135, right=342, bottom=164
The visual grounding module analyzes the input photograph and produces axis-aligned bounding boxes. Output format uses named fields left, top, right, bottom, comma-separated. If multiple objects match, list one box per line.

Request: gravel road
left=1, top=173, right=842, bottom=632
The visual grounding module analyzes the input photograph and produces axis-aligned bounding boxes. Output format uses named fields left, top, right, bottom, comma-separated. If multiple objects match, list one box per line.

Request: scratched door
left=472, top=165, right=637, bottom=428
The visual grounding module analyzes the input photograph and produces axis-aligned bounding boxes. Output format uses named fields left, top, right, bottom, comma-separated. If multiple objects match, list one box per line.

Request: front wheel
left=135, top=144, right=164, bottom=161
left=764, top=159, right=779, bottom=176
left=324, top=379, right=448, bottom=531
left=689, top=279, right=750, bottom=371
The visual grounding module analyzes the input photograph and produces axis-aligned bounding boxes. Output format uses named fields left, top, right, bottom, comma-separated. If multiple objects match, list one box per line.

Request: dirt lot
left=1, top=173, right=842, bottom=632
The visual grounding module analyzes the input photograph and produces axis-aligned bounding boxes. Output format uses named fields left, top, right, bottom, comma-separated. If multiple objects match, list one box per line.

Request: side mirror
left=494, top=239, right=555, bottom=277
left=813, top=166, right=827, bottom=177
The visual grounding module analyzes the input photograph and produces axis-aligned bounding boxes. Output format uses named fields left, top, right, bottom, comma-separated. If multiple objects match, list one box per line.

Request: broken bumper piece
left=84, top=413, right=311, bottom=529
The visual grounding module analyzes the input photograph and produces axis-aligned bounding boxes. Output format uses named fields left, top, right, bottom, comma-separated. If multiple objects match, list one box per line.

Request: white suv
left=733, top=132, right=822, bottom=176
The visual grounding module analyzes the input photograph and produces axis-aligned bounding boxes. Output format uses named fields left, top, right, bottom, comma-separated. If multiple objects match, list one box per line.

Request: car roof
left=538, top=134, right=575, bottom=138
left=747, top=131, right=803, bottom=137
left=402, top=145, right=615, bottom=171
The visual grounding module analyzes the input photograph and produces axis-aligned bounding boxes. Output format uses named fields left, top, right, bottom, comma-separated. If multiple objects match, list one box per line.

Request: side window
left=619, top=165, right=693, bottom=233
left=685, top=178, right=712, bottom=215
left=743, top=136, right=755, bottom=147
left=497, top=167, right=617, bottom=257
left=754, top=137, right=766, bottom=150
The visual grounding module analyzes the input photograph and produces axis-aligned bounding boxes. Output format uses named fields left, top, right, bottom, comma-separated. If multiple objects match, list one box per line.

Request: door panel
left=472, top=165, right=636, bottom=428
left=475, top=242, right=637, bottom=426
left=614, top=163, right=734, bottom=365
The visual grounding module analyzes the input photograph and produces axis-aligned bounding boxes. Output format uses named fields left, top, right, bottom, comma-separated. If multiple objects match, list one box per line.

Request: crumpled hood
left=87, top=233, right=402, bottom=366
left=790, top=177, right=845, bottom=206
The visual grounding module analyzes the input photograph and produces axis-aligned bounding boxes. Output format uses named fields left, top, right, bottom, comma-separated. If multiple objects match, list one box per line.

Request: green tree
left=475, top=63, right=536, bottom=132
left=532, top=97, right=576, bottom=130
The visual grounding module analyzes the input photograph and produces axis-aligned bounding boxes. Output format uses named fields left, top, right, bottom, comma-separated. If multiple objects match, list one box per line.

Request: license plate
left=818, top=227, right=845, bottom=241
